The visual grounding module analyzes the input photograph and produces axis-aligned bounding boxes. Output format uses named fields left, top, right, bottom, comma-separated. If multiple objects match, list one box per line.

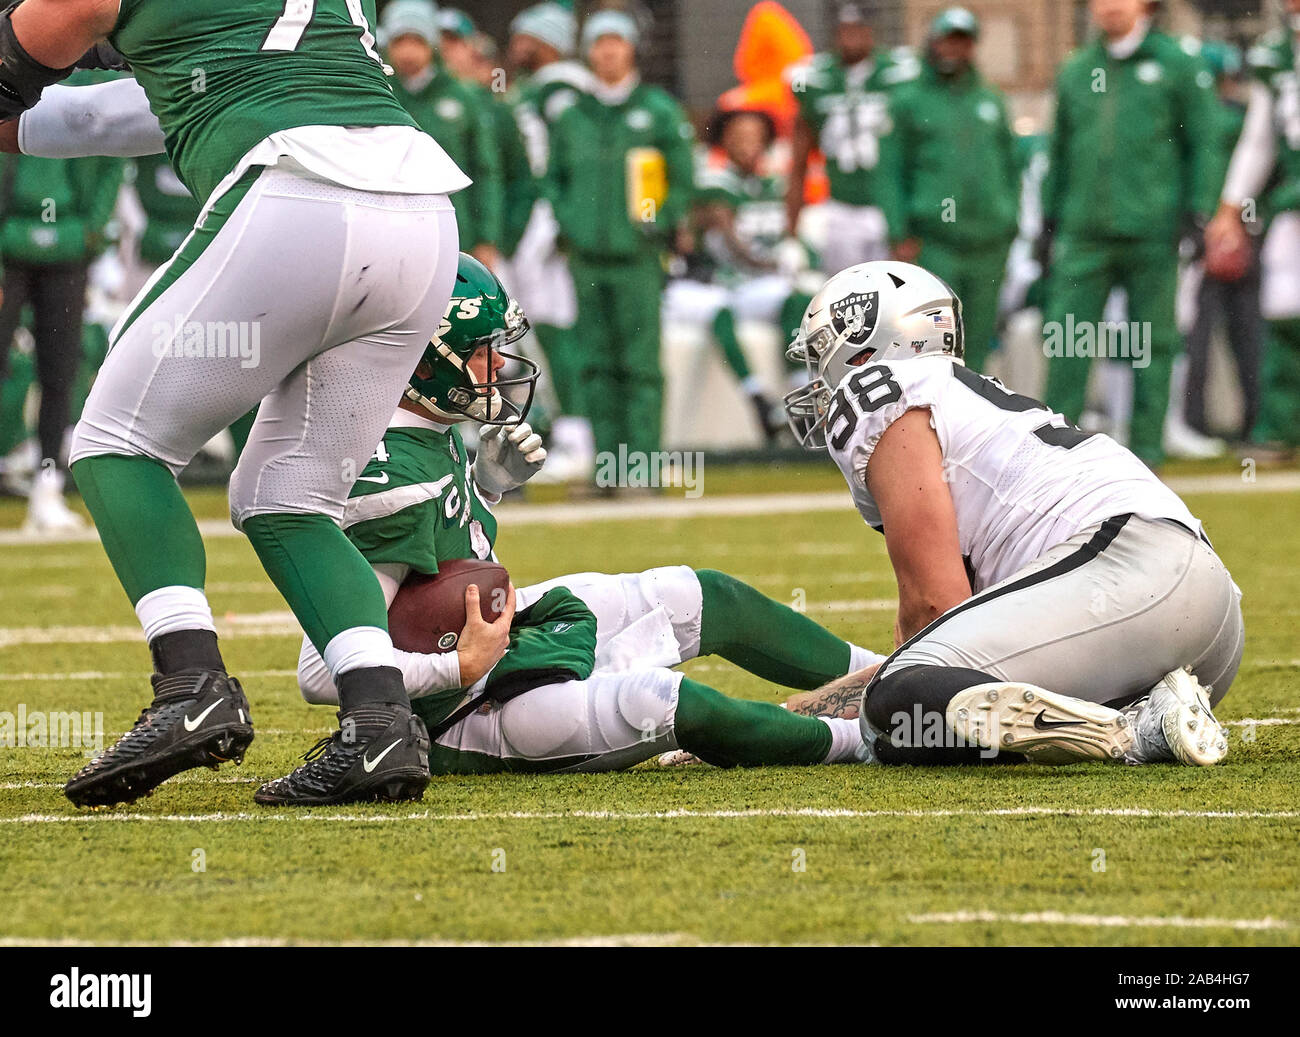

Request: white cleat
left=946, top=683, right=1135, bottom=765
left=655, top=749, right=704, bottom=768
left=22, top=468, right=87, bottom=535
left=1123, top=668, right=1228, bottom=767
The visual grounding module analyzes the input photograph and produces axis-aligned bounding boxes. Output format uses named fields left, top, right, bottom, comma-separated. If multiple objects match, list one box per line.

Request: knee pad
left=610, top=668, right=681, bottom=742
left=498, top=681, right=590, bottom=760
left=636, top=566, right=702, bottom=658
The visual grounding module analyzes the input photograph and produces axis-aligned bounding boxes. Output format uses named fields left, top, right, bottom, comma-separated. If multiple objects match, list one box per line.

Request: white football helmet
left=783, top=261, right=965, bottom=449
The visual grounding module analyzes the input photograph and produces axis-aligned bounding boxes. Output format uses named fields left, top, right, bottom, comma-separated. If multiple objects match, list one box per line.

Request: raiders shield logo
left=831, top=291, right=879, bottom=346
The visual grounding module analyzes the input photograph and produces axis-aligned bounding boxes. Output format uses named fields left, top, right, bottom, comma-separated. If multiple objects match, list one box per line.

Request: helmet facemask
left=406, top=258, right=541, bottom=426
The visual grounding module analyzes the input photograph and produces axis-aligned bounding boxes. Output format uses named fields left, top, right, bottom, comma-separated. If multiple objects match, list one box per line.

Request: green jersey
left=1043, top=30, right=1219, bottom=241
left=390, top=65, right=503, bottom=250
left=878, top=61, right=1020, bottom=247
left=1245, top=31, right=1300, bottom=215
left=110, top=0, right=417, bottom=202
left=546, top=81, right=696, bottom=260
left=344, top=424, right=498, bottom=577
left=342, top=422, right=595, bottom=728
left=693, top=158, right=785, bottom=283
left=787, top=48, right=921, bottom=207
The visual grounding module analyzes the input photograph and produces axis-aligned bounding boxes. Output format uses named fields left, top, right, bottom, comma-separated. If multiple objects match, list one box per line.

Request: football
left=387, top=559, right=511, bottom=654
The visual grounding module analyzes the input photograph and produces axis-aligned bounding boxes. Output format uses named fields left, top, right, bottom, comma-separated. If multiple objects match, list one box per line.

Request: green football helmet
left=406, top=253, right=539, bottom=425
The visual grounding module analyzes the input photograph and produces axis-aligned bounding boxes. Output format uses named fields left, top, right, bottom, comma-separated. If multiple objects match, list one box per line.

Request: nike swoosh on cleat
left=1033, top=711, right=1087, bottom=730
left=183, top=698, right=225, bottom=732
left=362, top=739, right=402, bottom=773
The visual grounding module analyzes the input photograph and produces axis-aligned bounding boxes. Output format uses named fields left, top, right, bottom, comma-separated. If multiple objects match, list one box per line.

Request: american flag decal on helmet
left=929, top=311, right=955, bottom=331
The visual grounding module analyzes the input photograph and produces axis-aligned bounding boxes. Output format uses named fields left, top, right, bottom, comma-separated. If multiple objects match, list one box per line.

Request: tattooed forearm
left=784, top=665, right=880, bottom=719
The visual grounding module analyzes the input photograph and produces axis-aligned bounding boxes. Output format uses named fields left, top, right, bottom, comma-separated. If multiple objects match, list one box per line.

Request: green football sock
left=710, top=307, right=752, bottom=381
left=675, top=678, right=831, bottom=767
left=241, top=512, right=389, bottom=655
left=71, top=454, right=207, bottom=604
left=696, top=568, right=851, bottom=689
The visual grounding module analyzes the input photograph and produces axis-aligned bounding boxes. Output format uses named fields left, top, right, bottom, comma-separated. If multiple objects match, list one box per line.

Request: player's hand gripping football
left=473, top=421, right=547, bottom=497
left=456, top=583, right=516, bottom=688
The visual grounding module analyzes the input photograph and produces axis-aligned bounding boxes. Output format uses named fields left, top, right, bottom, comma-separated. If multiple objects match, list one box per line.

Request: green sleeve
left=1041, top=69, right=1070, bottom=227
left=485, top=587, right=598, bottom=697
left=75, top=157, right=125, bottom=242
left=543, top=113, right=574, bottom=242
left=465, top=90, right=504, bottom=248
left=1177, top=56, right=1221, bottom=219
left=345, top=503, right=443, bottom=576
left=877, top=92, right=910, bottom=242
left=657, top=99, right=696, bottom=233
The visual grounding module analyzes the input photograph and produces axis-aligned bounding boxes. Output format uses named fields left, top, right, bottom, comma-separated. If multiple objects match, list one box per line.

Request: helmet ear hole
left=414, top=360, right=435, bottom=380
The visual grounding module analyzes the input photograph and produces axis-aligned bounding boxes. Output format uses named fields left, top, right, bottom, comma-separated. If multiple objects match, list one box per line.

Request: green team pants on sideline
left=534, top=322, right=582, bottom=417
left=1254, top=318, right=1300, bottom=447
left=918, top=238, right=1012, bottom=374
left=0, top=346, right=33, bottom=457
left=1042, top=234, right=1181, bottom=466
left=569, top=253, right=664, bottom=465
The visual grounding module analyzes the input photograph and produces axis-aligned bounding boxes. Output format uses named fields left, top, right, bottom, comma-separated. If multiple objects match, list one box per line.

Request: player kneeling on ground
left=290, top=254, right=885, bottom=776
left=784, top=261, right=1243, bottom=767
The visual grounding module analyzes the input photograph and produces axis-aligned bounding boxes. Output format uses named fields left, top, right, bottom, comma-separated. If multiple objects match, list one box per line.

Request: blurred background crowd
left=2, top=0, right=1298, bottom=525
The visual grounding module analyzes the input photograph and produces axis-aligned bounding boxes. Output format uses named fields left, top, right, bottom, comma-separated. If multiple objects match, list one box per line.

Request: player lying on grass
left=282, top=254, right=884, bottom=784
left=783, top=261, right=1244, bottom=767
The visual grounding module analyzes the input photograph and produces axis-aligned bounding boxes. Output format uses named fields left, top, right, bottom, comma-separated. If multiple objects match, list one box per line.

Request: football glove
left=473, top=421, right=547, bottom=498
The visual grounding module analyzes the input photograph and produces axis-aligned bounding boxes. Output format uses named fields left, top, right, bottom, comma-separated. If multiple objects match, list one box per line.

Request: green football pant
left=0, top=345, right=33, bottom=457
left=534, top=321, right=583, bottom=416
left=1253, top=318, right=1300, bottom=447
left=1042, top=235, right=1180, bottom=466
left=570, top=254, right=664, bottom=463
left=918, top=238, right=1011, bottom=373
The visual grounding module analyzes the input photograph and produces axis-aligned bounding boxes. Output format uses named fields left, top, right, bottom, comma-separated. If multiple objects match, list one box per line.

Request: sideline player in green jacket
left=295, top=254, right=881, bottom=773
left=1206, top=5, right=1300, bottom=460
left=381, top=1, right=503, bottom=264
left=3, top=0, right=469, bottom=808
left=504, top=3, right=595, bottom=473
left=545, top=10, right=694, bottom=483
left=0, top=139, right=120, bottom=532
left=785, top=1, right=919, bottom=274
left=879, top=8, right=1019, bottom=372
left=1040, top=0, right=1219, bottom=466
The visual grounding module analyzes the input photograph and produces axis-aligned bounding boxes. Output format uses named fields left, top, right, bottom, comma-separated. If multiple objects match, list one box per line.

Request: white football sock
left=848, top=643, right=887, bottom=673
left=135, top=585, right=216, bottom=642
left=323, top=626, right=396, bottom=678
left=820, top=716, right=873, bottom=764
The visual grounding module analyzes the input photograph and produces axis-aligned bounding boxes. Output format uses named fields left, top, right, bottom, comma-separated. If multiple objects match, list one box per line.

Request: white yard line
left=0, top=471, right=1295, bottom=547
left=0, top=933, right=698, bottom=948
left=0, top=612, right=300, bottom=646
left=908, top=910, right=1292, bottom=931
left=3, top=806, right=1298, bottom=824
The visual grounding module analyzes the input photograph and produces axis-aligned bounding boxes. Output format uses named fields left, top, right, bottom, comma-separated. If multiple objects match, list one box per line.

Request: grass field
left=1, top=462, right=1298, bottom=947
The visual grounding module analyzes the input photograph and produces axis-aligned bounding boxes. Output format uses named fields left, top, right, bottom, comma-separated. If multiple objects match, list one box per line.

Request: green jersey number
left=263, top=0, right=383, bottom=66
left=821, top=95, right=889, bottom=174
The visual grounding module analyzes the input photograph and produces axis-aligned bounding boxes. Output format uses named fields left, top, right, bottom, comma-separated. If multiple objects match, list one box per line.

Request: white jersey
left=825, top=355, right=1201, bottom=591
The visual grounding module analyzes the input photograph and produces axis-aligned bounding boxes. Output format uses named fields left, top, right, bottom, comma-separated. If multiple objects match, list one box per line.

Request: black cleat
left=254, top=706, right=430, bottom=806
left=65, top=670, right=254, bottom=808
